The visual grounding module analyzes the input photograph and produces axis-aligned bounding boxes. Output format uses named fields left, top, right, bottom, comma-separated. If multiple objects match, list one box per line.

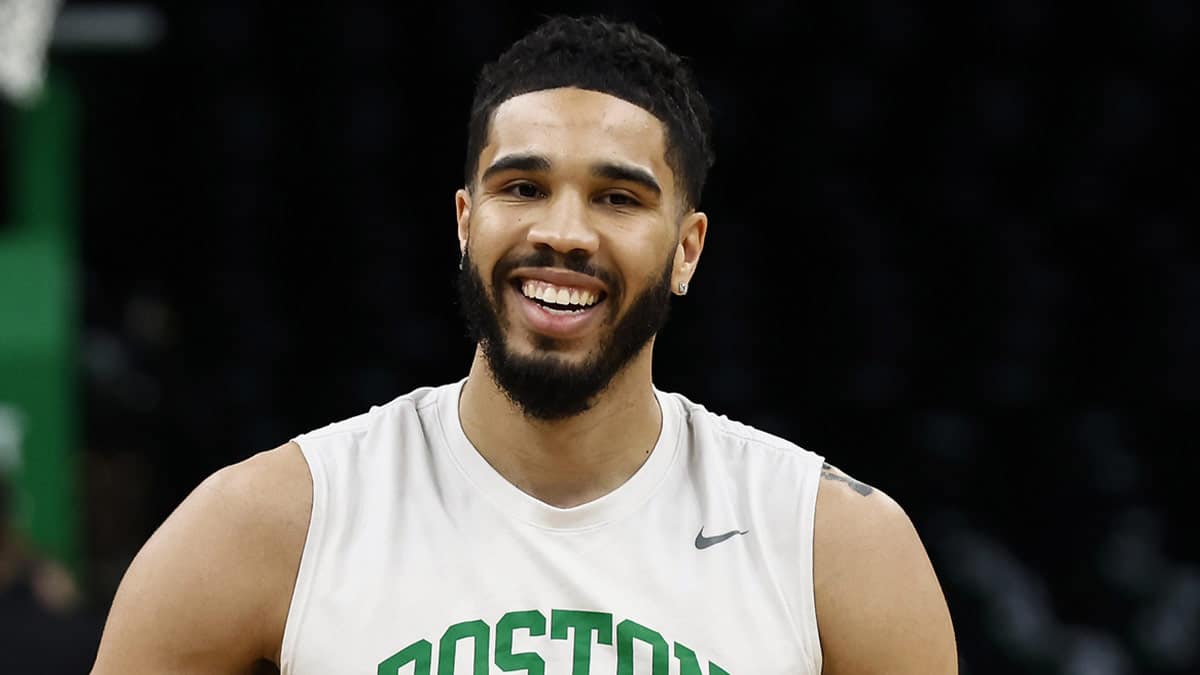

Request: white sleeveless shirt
left=282, top=379, right=824, bottom=675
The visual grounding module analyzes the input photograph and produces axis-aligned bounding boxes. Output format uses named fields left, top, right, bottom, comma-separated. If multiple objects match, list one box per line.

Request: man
left=92, top=15, right=956, bottom=674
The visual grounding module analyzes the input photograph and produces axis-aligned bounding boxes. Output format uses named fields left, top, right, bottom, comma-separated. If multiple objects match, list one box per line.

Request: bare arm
left=91, top=443, right=312, bottom=675
left=814, top=463, right=957, bottom=674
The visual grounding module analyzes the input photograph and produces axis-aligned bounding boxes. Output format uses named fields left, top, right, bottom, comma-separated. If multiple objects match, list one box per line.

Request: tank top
left=282, top=379, right=824, bottom=674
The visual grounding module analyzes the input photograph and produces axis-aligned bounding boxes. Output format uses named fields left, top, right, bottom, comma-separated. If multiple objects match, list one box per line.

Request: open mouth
left=505, top=276, right=611, bottom=340
left=512, top=278, right=608, bottom=313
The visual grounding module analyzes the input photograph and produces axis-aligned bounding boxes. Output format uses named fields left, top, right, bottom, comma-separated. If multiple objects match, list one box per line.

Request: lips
left=507, top=275, right=609, bottom=340
left=510, top=267, right=609, bottom=297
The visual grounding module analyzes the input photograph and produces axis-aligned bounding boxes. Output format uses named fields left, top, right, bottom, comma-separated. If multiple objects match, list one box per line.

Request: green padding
left=0, top=70, right=80, bottom=575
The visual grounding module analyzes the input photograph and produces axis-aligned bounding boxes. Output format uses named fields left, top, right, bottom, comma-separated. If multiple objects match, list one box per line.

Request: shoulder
left=92, top=442, right=312, bottom=673
left=813, top=463, right=957, bottom=674
left=203, top=441, right=313, bottom=545
left=292, top=384, right=448, bottom=452
left=813, top=463, right=913, bottom=592
left=664, top=391, right=823, bottom=466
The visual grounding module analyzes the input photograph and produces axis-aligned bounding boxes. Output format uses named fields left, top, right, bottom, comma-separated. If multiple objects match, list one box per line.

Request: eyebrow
left=593, top=162, right=662, bottom=197
left=480, top=153, right=550, bottom=184
left=481, top=153, right=662, bottom=198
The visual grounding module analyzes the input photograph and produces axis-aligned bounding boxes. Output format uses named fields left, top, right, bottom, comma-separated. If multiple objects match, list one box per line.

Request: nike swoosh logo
left=695, top=527, right=750, bottom=549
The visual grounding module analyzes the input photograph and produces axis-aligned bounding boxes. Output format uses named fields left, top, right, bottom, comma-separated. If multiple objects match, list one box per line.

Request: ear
left=673, top=210, right=707, bottom=293
left=455, top=188, right=471, bottom=256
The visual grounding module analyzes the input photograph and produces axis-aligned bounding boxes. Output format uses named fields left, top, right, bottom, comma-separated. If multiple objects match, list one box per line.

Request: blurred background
left=0, top=0, right=1196, bottom=673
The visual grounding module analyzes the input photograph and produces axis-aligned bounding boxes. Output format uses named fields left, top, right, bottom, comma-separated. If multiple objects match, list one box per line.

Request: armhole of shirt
left=278, top=438, right=326, bottom=675
left=800, top=457, right=824, bottom=674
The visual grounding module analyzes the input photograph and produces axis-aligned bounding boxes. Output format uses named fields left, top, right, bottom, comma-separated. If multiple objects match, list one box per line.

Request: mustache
left=492, top=249, right=619, bottom=293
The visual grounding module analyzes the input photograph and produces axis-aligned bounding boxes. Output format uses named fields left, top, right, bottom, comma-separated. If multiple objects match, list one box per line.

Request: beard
left=456, top=247, right=674, bottom=421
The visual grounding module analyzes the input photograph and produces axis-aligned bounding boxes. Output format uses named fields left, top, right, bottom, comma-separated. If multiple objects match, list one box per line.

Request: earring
left=678, top=281, right=688, bottom=295
left=459, top=253, right=465, bottom=270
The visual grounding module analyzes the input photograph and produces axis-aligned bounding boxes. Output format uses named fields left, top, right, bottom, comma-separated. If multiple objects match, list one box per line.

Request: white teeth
left=519, top=280, right=601, bottom=307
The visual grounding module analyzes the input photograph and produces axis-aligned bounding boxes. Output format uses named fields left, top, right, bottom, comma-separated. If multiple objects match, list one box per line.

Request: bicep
left=91, top=465, right=289, bottom=674
left=813, top=469, right=957, bottom=675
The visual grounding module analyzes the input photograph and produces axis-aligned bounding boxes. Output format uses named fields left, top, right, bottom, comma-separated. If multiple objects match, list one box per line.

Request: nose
left=525, top=190, right=600, bottom=256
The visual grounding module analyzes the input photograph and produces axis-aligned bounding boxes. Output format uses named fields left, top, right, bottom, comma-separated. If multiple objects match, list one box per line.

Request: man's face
left=456, top=87, right=692, bottom=420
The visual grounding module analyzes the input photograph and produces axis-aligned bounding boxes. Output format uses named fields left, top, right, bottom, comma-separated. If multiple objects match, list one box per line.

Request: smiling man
left=92, top=16, right=956, bottom=675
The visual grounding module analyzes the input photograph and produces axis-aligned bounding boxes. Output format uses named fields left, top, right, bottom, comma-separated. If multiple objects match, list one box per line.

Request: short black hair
left=464, top=15, right=715, bottom=210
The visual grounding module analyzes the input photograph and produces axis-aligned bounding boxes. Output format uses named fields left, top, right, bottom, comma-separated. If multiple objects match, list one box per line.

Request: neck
left=457, top=344, right=662, bottom=508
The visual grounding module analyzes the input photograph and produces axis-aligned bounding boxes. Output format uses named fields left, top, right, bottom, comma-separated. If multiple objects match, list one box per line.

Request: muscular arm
left=91, top=443, right=312, bottom=675
left=813, top=463, right=957, bottom=674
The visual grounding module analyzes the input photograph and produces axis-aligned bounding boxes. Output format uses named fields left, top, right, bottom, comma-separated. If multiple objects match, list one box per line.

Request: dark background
left=11, top=0, right=1200, bottom=673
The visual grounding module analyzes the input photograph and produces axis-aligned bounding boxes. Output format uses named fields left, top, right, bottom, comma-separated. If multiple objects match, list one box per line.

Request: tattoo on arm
left=821, top=462, right=874, bottom=497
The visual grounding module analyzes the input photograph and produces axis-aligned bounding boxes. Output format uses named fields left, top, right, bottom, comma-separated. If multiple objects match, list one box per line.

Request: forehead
left=481, top=88, right=673, bottom=187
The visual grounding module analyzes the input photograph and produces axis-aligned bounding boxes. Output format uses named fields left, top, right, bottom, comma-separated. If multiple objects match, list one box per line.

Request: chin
left=502, top=324, right=599, bottom=359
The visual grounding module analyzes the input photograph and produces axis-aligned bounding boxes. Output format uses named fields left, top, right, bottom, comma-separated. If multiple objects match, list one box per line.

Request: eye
left=601, top=192, right=640, bottom=208
left=507, top=182, right=545, bottom=199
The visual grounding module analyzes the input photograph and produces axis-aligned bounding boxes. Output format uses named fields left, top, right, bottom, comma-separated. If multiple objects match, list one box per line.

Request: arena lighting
left=0, top=0, right=61, bottom=103
left=0, top=0, right=162, bottom=105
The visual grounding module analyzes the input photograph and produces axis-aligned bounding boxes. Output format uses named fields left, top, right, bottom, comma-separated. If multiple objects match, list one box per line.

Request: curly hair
left=464, top=15, right=715, bottom=210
